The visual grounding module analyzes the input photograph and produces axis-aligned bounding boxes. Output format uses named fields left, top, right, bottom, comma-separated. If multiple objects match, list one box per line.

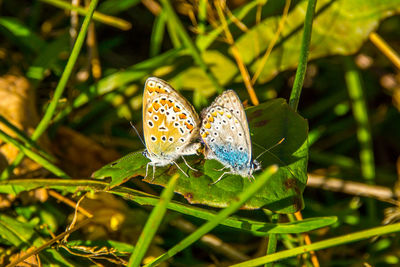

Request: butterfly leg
left=209, top=171, right=230, bottom=185
left=213, top=166, right=228, bottom=172
left=173, top=161, right=189, bottom=177
left=145, top=162, right=150, bottom=179
left=181, top=156, right=198, bottom=172
left=150, top=164, right=156, bottom=182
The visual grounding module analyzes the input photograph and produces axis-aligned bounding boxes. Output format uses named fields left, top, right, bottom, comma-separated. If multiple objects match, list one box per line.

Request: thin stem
left=252, top=0, right=291, bottom=84
left=369, top=32, right=400, bottom=70
left=128, top=174, right=179, bottom=267
left=289, top=0, right=317, bottom=111
left=40, top=0, right=130, bottom=30
left=231, top=222, right=400, bottom=266
left=344, top=56, right=376, bottom=221
left=215, top=0, right=259, bottom=105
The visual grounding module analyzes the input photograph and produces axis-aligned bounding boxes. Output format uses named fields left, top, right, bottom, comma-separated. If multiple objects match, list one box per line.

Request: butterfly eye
left=179, top=138, right=185, bottom=143
left=148, top=81, right=155, bottom=87
left=151, top=135, right=157, bottom=142
left=213, top=132, right=218, bottom=136
left=148, top=120, right=154, bottom=128
left=238, top=132, right=243, bottom=137
left=239, top=146, right=244, bottom=151
left=153, top=115, right=159, bottom=121
left=169, top=137, right=174, bottom=142
left=231, top=126, right=235, bottom=130
left=161, top=136, right=167, bottom=142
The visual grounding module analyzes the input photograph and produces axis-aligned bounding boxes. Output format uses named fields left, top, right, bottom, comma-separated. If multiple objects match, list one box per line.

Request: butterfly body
left=200, top=90, right=261, bottom=183
left=142, top=77, right=200, bottom=178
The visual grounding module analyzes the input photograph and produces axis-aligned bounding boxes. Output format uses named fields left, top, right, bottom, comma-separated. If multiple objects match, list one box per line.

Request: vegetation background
left=0, top=0, right=400, bottom=266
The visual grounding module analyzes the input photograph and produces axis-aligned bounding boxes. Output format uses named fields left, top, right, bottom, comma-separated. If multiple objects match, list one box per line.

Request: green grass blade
left=0, top=178, right=336, bottom=235
left=150, top=11, right=166, bottom=57
left=143, top=165, right=278, bottom=266
left=0, top=115, right=55, bottom=162
left=1, top=0, right=99, bottom=179
left=40, top=0, right=131, bottom=30
left=159, top=0, right=223, bottom=93
left=265, top=213, right=279, bottom=267
left=344, top=56, right=376, bottom=220
left=231, top=222, right=400, bottom=266
left=0, top=129, right=69, bottom=178
left=289, top=0, right=317, bottom=111
left=128, top=174, right=179, bottom=267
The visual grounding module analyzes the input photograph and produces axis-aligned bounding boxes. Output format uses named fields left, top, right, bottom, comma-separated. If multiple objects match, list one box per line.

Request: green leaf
left=0, top=179, right=335, bottom=235
left=235, top=0, right=400, bottom=83
left=155, top=0, right=400, bottom=90
left=0, top=17, right=45, bottom=53
left=93, top=98, right=308, bottom=213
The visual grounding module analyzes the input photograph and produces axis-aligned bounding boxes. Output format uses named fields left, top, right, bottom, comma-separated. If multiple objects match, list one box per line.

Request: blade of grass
left=0, top=178, right=337, bottom=235
left=265, top=213, right=279, bottom=267
left=143, top=165, right=278, bottom=266
left=150, top=11, right=166, bottom=57
left=159, top=0, right=223, bottom=93
left=0, top=129, right=69, bottom=178
left=231, top=222, right=400, bottom=266
left=344, top=56, right=376, bottom=221
left=1, top=0, right=99, bottom=179
left=128, top=174, right=179, bottom=267
left=288, top=0, right=317, bottom=111
left=197, top=0, right=207, bottom=35
left=39, top=0, right=131, bottom=30
left=0, top=115, right=55, bottom=162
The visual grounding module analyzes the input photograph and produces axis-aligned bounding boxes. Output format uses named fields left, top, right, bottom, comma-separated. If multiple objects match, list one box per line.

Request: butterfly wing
left=200, top=103, right=252, bottom=172
left=143, top=77, right=200, bottom=165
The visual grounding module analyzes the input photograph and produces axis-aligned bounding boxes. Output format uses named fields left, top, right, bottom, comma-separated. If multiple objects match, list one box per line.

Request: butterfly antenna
left=130, top=121, right=146, bottom=147
left=253, top=138, right=297, bottom=179
left=255, top=138, right=285, bottom=160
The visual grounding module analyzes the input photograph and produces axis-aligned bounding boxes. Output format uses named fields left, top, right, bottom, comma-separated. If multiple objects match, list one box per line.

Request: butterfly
left=142, top=77, right=201, bottom=180
left=200, top=90, right=261, bottom=184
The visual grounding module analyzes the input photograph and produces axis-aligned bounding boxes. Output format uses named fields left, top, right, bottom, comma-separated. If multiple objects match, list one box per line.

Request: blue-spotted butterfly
left=200, top=90, right=261, bottom=184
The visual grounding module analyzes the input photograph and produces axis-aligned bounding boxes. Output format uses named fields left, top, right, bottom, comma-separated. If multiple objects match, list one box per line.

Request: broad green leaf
left=155, top=0, right=400, bottom=91
left=236, top=0, right=400, bottom=83
left=93, top=98, right=308, bottom=213
left=0, top=179, right=335, bottom=235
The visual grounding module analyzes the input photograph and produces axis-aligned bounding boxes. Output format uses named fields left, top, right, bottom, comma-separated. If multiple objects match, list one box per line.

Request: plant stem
left=344, top=56, right=376, bottom=221
left=289, top=0, right=317, bottom=111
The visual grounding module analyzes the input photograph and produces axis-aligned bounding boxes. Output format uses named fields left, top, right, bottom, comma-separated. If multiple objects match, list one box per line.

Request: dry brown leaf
left=52, top=126, right=120, bottom=177
left=0, top=74, right=50, bottom=176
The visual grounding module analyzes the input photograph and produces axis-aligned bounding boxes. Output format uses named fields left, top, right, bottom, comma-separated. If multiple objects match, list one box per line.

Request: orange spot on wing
left=185, top=122, right=194, bottom=131
left=153, top=102, right=161, bottom=111
left=204, top=123, right=211, bottom=129
left=173, top=106, right=181, bottom=112
left=179, top=113, right=187, bottom=119
left=208, top=116, right=214, bottom=122
left=148, top=87, right=155, bottom=93
left=147, top=107, right=152, bottom=113
left=211, top=111, right=217, bottom=117
left=167, top=100, right=174, bottom=107
left=218, top=111, right=224, bottom=115
left=160, top=99, right=166, bottom=105
left=226, top=114, right=232, bottom=119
